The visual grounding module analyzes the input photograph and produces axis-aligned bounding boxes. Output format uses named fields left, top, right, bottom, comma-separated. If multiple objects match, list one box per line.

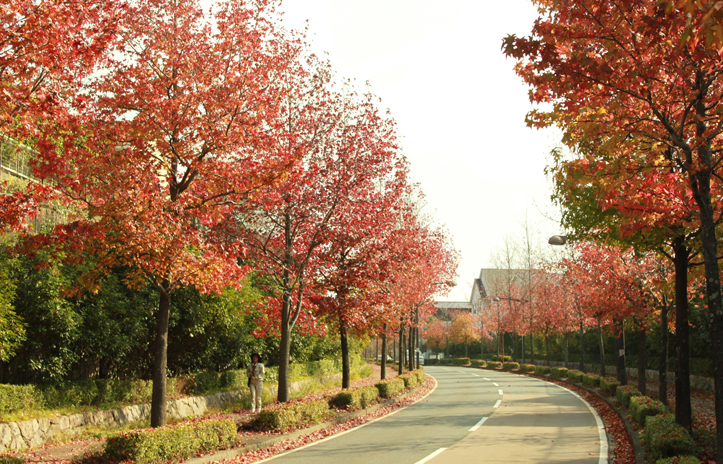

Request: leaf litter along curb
left=216, top=376, right=436, bottom=464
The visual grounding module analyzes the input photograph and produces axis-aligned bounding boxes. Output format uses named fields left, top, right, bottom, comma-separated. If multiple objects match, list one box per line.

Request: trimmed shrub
left=502, top=362, right=520, bottom=371
left=566, top=370, right=584, bottom=382
left=399, top=373, right=419, bottom=388
left=520, top=364, right=536, bottom=373
left=0, top=458, right=25, bottom=464
left=375, top=378, right=405, bottom=398
left=551, top=367, right=569, bottom=379
left=599, top=378, right=621, bottom=396
left=630, top=395, right=668, bottom=425
left=0, top=384, right=40, bottom=414
left=655, top=457, right=701, bottom=464
left=485, top=361, right=502, bottom=369
left=535, top=365, right=551, bottom=375
left=105, top=419, right=237, bottom=463
left=425, top=358, right=439, bottom=365
left=491, top=355, right=512, bottom=362
left=644, top=414, right=698, bottom=460
left=470, top=359, right=487, bottom=368
left=582, top=374, right=601, bottom=388
left=451, top=357, right=471, bottom=366
left=330, top=386, right=379, bottom=410
left=616, top=385, right=642, bottom=408
left=413, top=368, right=425, bottom=384
left=255, top=400, right=332, bottom=432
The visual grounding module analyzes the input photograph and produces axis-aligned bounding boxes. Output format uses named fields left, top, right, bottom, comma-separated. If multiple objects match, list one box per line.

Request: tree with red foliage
left=423, top=318, right=448, bottom=353
left=449, top=310, right=478, bottom=358
left=505, top=1, right=723, bottom=443
left=0, top=0, right=122, bottom=230
left=35, top=0, right=298, bottom=427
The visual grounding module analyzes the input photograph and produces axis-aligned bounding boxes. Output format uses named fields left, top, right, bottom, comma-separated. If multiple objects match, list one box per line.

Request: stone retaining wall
left=0, top=373, right=341, bottom=453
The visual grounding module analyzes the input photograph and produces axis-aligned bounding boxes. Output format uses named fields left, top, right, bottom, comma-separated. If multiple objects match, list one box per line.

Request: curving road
left=257, top=366, right=607, bottom=464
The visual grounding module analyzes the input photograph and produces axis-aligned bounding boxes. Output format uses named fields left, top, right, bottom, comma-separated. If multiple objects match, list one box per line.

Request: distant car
left=414, top=351, right=425, bottom=365
left=376, top=355, right=392, bottom=361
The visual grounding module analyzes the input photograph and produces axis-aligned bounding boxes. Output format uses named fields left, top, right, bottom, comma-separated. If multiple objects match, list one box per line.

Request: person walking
left=247, top=353, right=265, bottom=413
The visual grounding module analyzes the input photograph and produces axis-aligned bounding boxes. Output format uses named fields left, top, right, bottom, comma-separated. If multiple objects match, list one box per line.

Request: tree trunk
left=340, top=319, right=350, bottom=389
left=398, top=325, right=404, bottom=375
left=408, top=325, right=414, bottom=372
left=545, top=331, right=551, bottom=366
left=579, top=322, right=585, bottom=372
left=521, top=335, right=526, bottom=364
left=531, top=331, right=535, bottom=364
left=659, top=300, right=668, bottom=406
left=375, top=337, right=379, bottom=361
left=564, top=332, right=569, bottom=368
left=598, top=323, right=606, bottom=378
left=637, top=328, right=646, bottom=395
left=464, top=342, right=468, bottom=358
left=672, top=237, right=692, bottom=430
left=150, top=281, right=172, bottom=428
left=381, top=325, right=387, bottom=380
left=277, top=292, right=293, bottom=403
left=614, top=319, right=627, bottom=385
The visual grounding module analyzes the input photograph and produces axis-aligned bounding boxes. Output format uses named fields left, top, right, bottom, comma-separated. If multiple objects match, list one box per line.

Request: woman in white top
left=246, top=353, right=265, bottom=413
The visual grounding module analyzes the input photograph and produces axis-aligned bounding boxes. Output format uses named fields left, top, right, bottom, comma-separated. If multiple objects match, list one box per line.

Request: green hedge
left=255, top=400, right=332, bottom=432
left=470, top=359, right=487, bottom=368
left=551, top=367, right=568, bottom=379
left=375, top=378, right=405, bottom=398
left=0, top=458, right=25, bottom=464
left=0, top=384, right=41, bottom=415
left=655, top=457, right=701, bottom=464
left=630, top=395, right=668, bottom=425
left=582, top=373, right=600, bottom=388
left=616, top=385, right=642, bottom=408
left=520, top=364, right=536, bottom=373
left=105, top=419, right=237, bottom=463
left=413, top=368, right=425, bottom=384
left=567, top=369, right=584, bottom=382
left=451, top=357, right=471, bottom=366
left=491, top=355, right=512, bottom=362
left=330, top=386, right=379, bottom=410
left=644, top=414, right=698, bottom=460
left=486, top=361, right=502, bottom=369
left=600, top=378, right=620, bottom=396
left=425, top=358, right=439, bottom=365
left=399, top=372, right=419, bottom=388
left=535, top=365, right=551, bottom=375
left=502, top=362, right=520, bottom=371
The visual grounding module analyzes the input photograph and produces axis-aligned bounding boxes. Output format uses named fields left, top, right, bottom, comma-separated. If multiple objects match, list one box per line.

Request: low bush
left=451, top=358, right=471, bottom=366
left=502, top=362, right=520, bottom=371
left=255, top=399, right=332, bottom=432
left=491, top=355, right=512, bottom=362
left=329, top=386, right=379, bottom=410
left=413, top=368, right=425, bottom=384
left=655, top=457, right=701, bottom=464
left=105, top=419, right=237, bottom=463
left=425, top=358, right=439, bottom=365
left=630, top=395, right=668, bottom=425
left=470, top=359, right=486, bottom=368
left=375, top=378, right=405, bottom=398
left=616, top=385, right=642, bottom=408
left=535, top=365, right=551, bottom=375
left=0, top=384, right=41, bottom=414
left=520, top=364, right=536, bottom=373
left=399, top=373, right=419, bottom=388
left=551, top=367, right=568, bottom=379
left=599, top=378, right=620, bottom=396
left=566, top=370, right=583, bottom=382
left=582, top=374, right=600, bottom=388
left=0, top=458, right=25, bottom=464
left=644, top=414, right=698, bottom=460
left=485, top=361, right=502, bottom=369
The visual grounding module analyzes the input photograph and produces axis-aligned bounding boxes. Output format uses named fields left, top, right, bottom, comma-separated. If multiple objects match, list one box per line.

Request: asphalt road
left=257, top=366, right=607, bottom=464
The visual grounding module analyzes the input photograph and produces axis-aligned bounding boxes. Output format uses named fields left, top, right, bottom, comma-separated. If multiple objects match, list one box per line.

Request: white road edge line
left=415, top=447, right=447, bottom=464
left=493, top=399, right=501, bottom=408
left=471, top=374, right=480, bottom=377
left=468, top=416, right=488, bottom=432
left=253, top=375, right=441, bottom=463
left=554, top=384, right=608, bottom=464
left=493, top=382, right=499, bottom=386
left=498, top=389, right=503, bottom=395
left=483, top=377, right=490, bottom=381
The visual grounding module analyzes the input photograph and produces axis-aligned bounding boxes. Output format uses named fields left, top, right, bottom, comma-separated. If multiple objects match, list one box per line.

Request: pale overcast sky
left=280, top=0, right=563, bottom=301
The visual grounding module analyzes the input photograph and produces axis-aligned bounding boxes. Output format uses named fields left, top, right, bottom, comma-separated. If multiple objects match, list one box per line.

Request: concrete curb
left=184, top=377, right=431, bottom=464
left=468, top=366, right=645, bottom=464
